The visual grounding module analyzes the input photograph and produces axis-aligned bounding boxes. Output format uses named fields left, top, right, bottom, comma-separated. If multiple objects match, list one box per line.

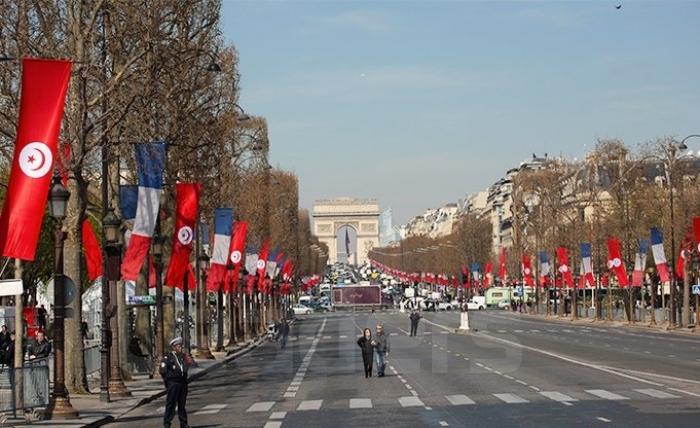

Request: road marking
left=424, top=332, right=432, bottom=335
left=287, top=386, right=299, bottom=391
left=349, top=398, right=373, bottom=408
left=439, top=422, right=449, bottom=427
left=514, top=329, right=523, bottom=333
left=247, top=402, right=276, bottom=412
left=515, top=380, right=527, bottom=385
left=596, top=417, right=611, bottom=423
left=270, top=411, right=287, bottom=419
left=667, top=388, right=700, bottom=397
left=400, top=378, right=407, bottom=383
left=340, top=335, right=347, bottom=339
left=634, top=389, right=680, bottom=399
left=195, top=403, right=227, bottom=415
left=585, top=390, right=629, bottom=400
left=411, top=390, right=419, bottom=396
left=297, top=400, right=323, bottom=411
left=498, top=330, right=507, bottom=333
left=455, top=353, right=461, bottom=357
left=264, top=422, right=282, bottom=428
left=494, top=393, right=528, bottom=404
left=531, top=329, right=540, bottom=333
left=494, top=370, right=502, bottom=375
left=445, top=394, right=475, bottom=405
left=667, top=355, right=676, bottom=358
left=529, top=386, right=541, bottom=391
left=399, top=396, right=424, bottom=407
left=405, top=384, right=412, bottom=389
left=475, top=362, right=484, bottom=368
left=503, top=375, right=514, bottom=380
left=284, top=392, right=296, bottom=398
left=390, top=332, right=398, bottom=336
left=540, top=391, right=578, bottom=402
left=440, top=331, right=449, bottom=334
left=290, top=381, right=301, bottom=386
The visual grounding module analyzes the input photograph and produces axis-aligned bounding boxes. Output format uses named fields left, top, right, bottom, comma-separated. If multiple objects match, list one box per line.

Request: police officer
left=160, top=337, right=192, bottom=428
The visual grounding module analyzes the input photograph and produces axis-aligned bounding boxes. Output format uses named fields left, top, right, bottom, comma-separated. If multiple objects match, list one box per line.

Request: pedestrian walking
left=409, top=310, right=421, bottom=336
left=279, top=319, right=290, bottom=349
left=160, top=337, right=193, bottom=428
left=356, top=328, right=374, bottom=378
left=372, top=324, right=390, bottom=377
left=37, top=305, right=47, bottom=331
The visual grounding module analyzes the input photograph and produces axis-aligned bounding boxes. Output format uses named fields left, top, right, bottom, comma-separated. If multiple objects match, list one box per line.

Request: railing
left=0, top=361, right=50, bottom=417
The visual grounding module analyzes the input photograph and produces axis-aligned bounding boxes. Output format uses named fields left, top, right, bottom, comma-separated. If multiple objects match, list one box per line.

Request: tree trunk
left=64, top=178, right=88, bottom=394
left=163, top=286, right=175, bottom=343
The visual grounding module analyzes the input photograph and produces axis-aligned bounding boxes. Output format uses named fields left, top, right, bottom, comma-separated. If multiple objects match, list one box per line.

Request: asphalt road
left=107, top=310, right=700, bottom=428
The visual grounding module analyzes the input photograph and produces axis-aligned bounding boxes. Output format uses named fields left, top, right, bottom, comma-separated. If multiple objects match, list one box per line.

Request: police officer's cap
left=169, top=337, right=183, bottom=347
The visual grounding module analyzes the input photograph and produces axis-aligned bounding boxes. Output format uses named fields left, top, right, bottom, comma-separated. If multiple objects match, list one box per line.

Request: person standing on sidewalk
left=279, top=319, right=290, bottom=349
left=160, top=337, right=193, bottom=428
left=409, top=310, right=421, bottom=336
left=372, top=325, right=390, bottom=377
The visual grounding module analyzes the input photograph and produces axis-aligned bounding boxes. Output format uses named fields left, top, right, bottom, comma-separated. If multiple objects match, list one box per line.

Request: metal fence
left=0, top=361, right=50, bottom=417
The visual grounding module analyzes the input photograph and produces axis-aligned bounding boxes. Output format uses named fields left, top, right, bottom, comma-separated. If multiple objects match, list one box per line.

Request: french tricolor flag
left=580, top=242, right=595, bottom=287
left=121, top=143, right=166, bottom=281
left=539, top=251, right=550, bottom=286
left=206, top=208, right=233, bottom=292
left=632, top=238, right=649, bottom=287
left=650, top=227, right=670, bottom=283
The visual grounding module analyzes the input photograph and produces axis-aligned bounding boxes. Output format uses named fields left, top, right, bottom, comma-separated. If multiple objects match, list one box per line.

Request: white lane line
left=284, top=392, right=296, bottom=398
left=439, top=422, right=449, bottom=427
left=596, top=417, right=611, bottom=423
left=540, top=391, right=578, bottom=402
left=634, top=389, right=680, bottom=399
left=493, top=393, right=529, bottom=404
left=668, top=388, right=700, bottom=398
left=323, top=335, right=331, bottom=339
left=440, top=331, right=449, bottom=334
left=411, top=390, right=419, bottom=396
left=264, top=422, right=282, bottom=428
left=424, top=332, right=432, bottom=335
left=340, top=335, right=347, bottom=339
left=585, top=390, right=629, bottom=400
left=445, top=394, right=475, bottom=405
left=667, top=355, right=676, bottom=358
left=247, top=401, right=276, bottom=412
left=475, top=362, right=484, bottom=368
left=390, top=332, right=398, bottom=336
left=290, top=381, right=301, bottom=386
left=287, top=386, right=299, bottom=391
left=455, top=353, right=461, bottom=357
left=270, top=411, right=287, bottom=419
left=494, top=370, right=502, bottom=375
left=529, top=386, right=541, bottom=391
left=515, top=380, right=528, bottom=385
left=503, top=375, right=514, bottom=380
left=297, top=400, right=323, bottom=411
left=405, top=384, right=412, bottom=389
left=349, top=398, right=373, bottom=409
left=399, top=396, right=424, bottom=407
left=514, top=329, right=523, bottom=333
left=498, top=330, right=507, bottom=333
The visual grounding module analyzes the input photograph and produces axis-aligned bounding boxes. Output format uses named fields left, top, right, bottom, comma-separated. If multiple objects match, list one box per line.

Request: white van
left=298, top=296, right=312, bottom=306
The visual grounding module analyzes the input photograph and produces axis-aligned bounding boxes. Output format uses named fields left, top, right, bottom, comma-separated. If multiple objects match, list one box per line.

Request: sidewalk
left=3, top=337, right=266, bottom=428
left=503, top=309, right=700, bottom=336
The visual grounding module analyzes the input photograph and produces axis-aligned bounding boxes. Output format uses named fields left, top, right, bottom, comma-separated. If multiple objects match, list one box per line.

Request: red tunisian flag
left=556, top=247, right=573, bottom=288
left=484, top=262, right=493, bottom=287
left=82, top=220, right=103, bottom=281
left=257, top=239, right=270, bottom=292
left=498, top=247, right=507, bottom=281
left=521, top=255, right=534, bottom=286
left=0, top=59, right=72, bottom=260
left=165, top=183, right=201, bottom=291
left=227, top=221, right=248, bottom=292
left=607, top=237, right=628, bottom=287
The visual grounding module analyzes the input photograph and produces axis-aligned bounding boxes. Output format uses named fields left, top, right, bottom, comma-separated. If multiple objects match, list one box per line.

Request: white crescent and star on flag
left=230, top=250, right=241, bottom=264
left=19, top=142, right=53, bottom=178
left=177, top=226, right=193, bottom=245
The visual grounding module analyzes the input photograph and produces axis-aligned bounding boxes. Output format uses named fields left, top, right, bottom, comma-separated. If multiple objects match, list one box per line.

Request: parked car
left=497, top=299, right=511, bottom=310
left=293, top=304, right=312, bottom=315
left=467, top=300, right=486, bottom=310
left=438, top=301, right=455, bottom=311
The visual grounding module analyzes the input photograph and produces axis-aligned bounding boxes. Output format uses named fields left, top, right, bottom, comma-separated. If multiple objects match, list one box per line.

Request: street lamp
left=104, top=210, right=129, bottom=397
left=99, top=209, right=120, bottom=402
left=194, top=253, right=214, bottom=359
left=47, top=174, right=78, bottom=419
left=151, top=232, right=166, bottom=378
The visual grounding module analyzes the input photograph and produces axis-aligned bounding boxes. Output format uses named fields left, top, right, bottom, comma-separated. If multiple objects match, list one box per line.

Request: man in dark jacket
left=409, top=310, right=421, bottom=337
left=372, top=325, right=390, bottom=377
left=160, top=337, right=192, bottom=428
left=279, top=319, right=290, bottom=349
left=28, top=331, right=51, bottom=360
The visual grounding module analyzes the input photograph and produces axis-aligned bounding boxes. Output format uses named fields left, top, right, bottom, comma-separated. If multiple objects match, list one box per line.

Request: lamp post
left=151, top=233, right=166, bottom=378
left=105, top=210, right=129, bottom=397
left=195, top=253, right=214, bottom=358
left=47, top=174, right=77, bottom=419
left=99, top=210, right=116, bottom=403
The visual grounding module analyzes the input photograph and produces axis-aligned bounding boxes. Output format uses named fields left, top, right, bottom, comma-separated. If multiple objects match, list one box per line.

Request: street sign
left=128, top=295, right=156, bottom=306
left=692, top=285, right=700, bottom=295
left=0, top=279, right=23, bottom=297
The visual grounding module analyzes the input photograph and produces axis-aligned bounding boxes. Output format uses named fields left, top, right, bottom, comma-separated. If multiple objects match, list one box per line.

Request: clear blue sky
left=221, top=0, right=700, bottom=224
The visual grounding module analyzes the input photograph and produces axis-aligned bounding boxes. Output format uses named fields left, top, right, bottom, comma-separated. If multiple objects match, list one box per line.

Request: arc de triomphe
left=312, top=198, right=380, bottom=266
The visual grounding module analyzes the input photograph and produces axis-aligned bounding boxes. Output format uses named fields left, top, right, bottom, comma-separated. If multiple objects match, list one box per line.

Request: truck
left=331, top=284, right=389, bottom=309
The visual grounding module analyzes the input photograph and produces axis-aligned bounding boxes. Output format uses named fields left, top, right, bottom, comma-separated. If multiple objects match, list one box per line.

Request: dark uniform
left=409, top=311, right=421, bottom=336
left=160, top=338, right=190, bottom=428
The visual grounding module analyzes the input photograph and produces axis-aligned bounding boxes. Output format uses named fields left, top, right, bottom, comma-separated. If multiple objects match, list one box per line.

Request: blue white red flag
left=632, top=239, right=649, bottom=287
left=579, top=243, right=595, bottom=287
left=539, top=251, right=550, bottom=285
left=206, top=208, right=233, bottom=292
left=650, top=227, right=669, bottom=282
left=121, top=142, right=166, bottom=280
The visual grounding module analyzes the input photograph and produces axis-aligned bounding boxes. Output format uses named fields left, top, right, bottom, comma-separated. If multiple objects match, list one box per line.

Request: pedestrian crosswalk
left=241, top=387, right=683, bottom=414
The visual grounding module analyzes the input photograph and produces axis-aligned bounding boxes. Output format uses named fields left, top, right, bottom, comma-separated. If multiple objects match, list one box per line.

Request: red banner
left=522, top=255, right=534, bottom=286
left=556, top=247, right=573, bottom=288
left=607, top=237, right=628, bottom=287
left=165, top=183, right=200, bottom=291
left=0, top=59, right=72, bottom=260
left=227, top=221, right=248, bottom=292
left=82, top=219, right=103, bottom=281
